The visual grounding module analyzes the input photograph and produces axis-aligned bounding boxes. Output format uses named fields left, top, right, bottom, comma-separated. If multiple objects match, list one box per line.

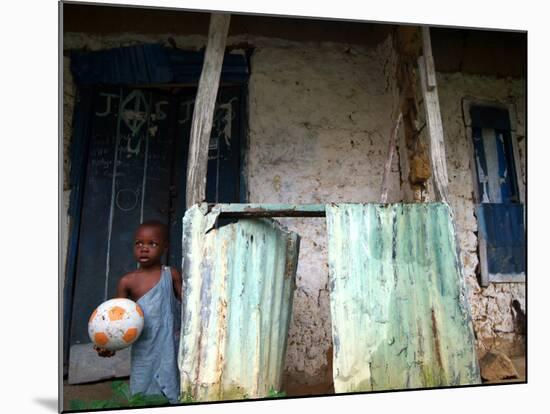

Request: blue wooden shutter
left=470, top=106, right=525, bottom=285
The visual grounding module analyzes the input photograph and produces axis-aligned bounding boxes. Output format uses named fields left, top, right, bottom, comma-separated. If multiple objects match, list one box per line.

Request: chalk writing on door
left=121, top=90, right=149, bottom=136
left=95, top=93, right=119, bottom=117
left=176, top=97, right=238, bottom=160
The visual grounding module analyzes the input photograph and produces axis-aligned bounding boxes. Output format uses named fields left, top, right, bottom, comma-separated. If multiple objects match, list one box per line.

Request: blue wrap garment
left=130, top=266, right=181, bottom=403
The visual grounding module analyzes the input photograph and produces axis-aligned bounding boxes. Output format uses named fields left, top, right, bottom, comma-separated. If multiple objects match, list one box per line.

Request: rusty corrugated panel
left=326, top=203, right=480, bottom=393
left=178, top=204, right=299, bottom=401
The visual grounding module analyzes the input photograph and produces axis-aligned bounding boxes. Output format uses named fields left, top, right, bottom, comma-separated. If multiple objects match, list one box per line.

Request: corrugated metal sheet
left=326, top=203, right=480, bottom=393
left=178, top=204, right=299, bottom=401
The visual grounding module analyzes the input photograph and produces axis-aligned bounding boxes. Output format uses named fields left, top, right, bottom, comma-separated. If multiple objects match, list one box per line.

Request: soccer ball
left=88, top=298, right=145, bottom=351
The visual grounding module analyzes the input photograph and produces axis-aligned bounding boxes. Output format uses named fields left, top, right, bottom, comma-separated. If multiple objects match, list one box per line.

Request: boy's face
left=133, top=225, right=167, bottom=268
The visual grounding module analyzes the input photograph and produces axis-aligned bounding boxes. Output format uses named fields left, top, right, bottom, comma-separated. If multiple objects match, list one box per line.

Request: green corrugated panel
left=326, top=203, right=481, bottom=393
left=178, top=204, right=299, bottom=401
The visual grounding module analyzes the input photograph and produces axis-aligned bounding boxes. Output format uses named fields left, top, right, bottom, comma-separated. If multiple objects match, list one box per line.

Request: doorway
left=65, top=84, right=245, bottom=383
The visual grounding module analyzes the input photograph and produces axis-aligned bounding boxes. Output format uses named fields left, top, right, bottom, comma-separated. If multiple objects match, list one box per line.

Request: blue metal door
left=70, top=87, right=176, bottom=347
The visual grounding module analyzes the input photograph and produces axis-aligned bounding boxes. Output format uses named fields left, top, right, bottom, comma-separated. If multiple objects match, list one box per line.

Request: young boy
left=95, top=220, right=183, bottom=404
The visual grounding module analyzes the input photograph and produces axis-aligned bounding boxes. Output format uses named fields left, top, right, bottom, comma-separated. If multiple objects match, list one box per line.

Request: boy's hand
left=93, top=345, right=116, bottom=358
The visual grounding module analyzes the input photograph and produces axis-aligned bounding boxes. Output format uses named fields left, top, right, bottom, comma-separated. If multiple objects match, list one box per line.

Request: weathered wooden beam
left=395, top=26, right=422, bottom=59
left=186, top=13, right=231, bottom=209
left=211, top=203, right=326, bottom=218
left=380, top=112, right=403, bottom=203
left=421, top=26, right=437, bottom=91
left=418, top=28, right=450, bottom=203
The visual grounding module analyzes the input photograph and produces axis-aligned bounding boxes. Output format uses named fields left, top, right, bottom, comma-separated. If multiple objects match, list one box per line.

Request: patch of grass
left=180, top=392, right=196, bottom=404
left=267, top=386, right=287, bottom=398
left=69, top=380, right=170, bottom=411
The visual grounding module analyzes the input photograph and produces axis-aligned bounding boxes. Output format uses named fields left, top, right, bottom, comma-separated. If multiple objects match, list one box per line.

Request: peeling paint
left=326, top=203, right=481, bottom=392
left=178, top=204, right=299, bottom=401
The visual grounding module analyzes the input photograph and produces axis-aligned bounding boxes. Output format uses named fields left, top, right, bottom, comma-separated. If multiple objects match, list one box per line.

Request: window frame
left=461, top=98, right=525, bottom=286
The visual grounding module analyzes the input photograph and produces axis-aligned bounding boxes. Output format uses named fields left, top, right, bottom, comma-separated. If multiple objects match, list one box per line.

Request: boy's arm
left=170, top=268, right=183, bottom=301
left=115, top=274, right=132, bottom=299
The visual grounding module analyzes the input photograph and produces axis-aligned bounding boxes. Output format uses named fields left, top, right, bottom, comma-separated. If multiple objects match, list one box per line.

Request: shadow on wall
left=511, top=300, right=526, bottom=348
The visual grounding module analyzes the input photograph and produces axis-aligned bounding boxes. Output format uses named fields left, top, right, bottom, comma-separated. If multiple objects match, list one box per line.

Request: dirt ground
left=63, top=377, right=129, bottom=411
left=62, top=356, right=526, bottom=411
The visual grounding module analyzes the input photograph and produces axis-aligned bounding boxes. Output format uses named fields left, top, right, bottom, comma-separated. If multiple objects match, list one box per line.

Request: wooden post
left=186, top=13, right=231, bottom=209
left=380, top=112, right=403, bottom=203
left=418, top=27, right=449, bottom=203
left=421, top=26, right=437, bottom=91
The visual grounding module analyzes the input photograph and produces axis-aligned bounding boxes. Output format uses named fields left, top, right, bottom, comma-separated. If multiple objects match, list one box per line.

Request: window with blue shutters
left=468, top=105, right=525, bottom=286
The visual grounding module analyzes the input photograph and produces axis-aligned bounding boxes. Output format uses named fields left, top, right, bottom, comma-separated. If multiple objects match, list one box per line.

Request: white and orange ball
left=88, top=298, right=144, bottom=351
